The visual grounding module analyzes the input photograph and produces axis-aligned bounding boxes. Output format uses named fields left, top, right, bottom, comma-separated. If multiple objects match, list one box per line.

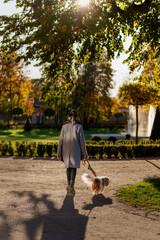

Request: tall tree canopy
left=0, top=52, right=34, bottom=115
left=72, top=61, right=114, bottom=121
left=0, top=0, right=159, bottom=81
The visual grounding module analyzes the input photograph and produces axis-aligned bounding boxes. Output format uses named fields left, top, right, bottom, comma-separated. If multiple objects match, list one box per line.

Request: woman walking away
left=57, top=110, right=87, bottom=195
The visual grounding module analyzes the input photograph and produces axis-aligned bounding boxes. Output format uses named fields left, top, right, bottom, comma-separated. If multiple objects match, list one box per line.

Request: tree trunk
left=135, top=105, right=139, bottom=144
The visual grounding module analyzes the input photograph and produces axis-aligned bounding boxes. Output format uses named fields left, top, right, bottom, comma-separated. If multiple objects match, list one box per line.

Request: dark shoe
left=70, top=187, right=75, bottom=195
left=66, top=186, right=75, bottom=195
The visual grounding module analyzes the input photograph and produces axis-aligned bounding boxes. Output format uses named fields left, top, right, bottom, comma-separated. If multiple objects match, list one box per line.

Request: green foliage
left=118, top=82, right=159, bottom=107
left=0, top=0, right=159, bottom=82
left=91, top=136, right=102, bottom=142
left=125, top=134, right=131, bottom=140
left=16, top=141, right=28, bottom=156
left=44, top=108, right=55, bottom=119
left=46, top=144, right=53, bottom=157
left=107, top=136, right=117, bottom=143
left=27, top=142, right=36, bottom=157
left=0, top=139, right=160, bottom=159
left=0, top=120, right=6, bottom=129
left=37, top=143, right=46, bottom=157
left=116, top=178, right=160, bottom=211
left=11, top=107, right=23, bottom=116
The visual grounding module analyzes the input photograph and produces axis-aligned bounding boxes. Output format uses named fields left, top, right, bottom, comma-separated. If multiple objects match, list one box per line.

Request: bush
left=1, top=143, right=8, bottom=156
left=91, top=136, right=102, bottom=142
left=87, top=145, right=98, bottom=158
left=24, top=118, right=32, bottom=131
left=16, top=142, right=28, bottom=156
left=107, top=136, right=117, bottom=144
left=104, top=146, right=113, bottom=158
left=132, top=145, right=146, bottom=158
left=46, top=144, right=53, bottom=157
left=53, top=142, right=58, bottom=154
left=118, top=146, right=127, bottom=158
left=8, top=142, right=14, bottom=156
left=27, top=142, right=36, bottom=157
left=112, top=146, right=119, bottom=158
left=37, top=143, right=46, bottom=157
left=0, top=120, right=6, bottom=129
left=126, top=134, right=131, bottom=140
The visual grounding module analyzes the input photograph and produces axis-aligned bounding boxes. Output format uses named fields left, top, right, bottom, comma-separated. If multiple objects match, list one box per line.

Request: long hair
left=68, top=110, right=80, bottom=123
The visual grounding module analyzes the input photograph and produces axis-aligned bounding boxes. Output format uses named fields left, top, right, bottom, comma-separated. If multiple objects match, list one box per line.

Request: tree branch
left=111, top=0, right=153, bottom=15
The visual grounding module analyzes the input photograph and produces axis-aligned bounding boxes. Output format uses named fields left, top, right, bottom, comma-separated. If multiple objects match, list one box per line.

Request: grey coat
left=57, top=122, right=87, bottom=168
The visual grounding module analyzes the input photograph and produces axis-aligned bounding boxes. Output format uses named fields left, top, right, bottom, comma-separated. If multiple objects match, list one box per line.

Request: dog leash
left=84, top=158, right=97, bottom=177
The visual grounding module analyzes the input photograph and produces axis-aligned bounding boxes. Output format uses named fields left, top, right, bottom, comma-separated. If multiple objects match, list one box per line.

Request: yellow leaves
left=61, top=25, right=67, bottom=32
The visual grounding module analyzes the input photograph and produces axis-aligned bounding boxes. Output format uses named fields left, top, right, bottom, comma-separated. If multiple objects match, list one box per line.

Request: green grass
left=116, top=178, right=160, bottom=211
left=0, top=128, right=60, bottom=143
left=0, top=127, right=123, bottom=143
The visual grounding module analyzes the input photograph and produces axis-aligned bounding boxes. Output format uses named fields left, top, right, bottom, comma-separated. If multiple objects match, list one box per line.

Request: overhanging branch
left=111, top=0, right=153, bottom=15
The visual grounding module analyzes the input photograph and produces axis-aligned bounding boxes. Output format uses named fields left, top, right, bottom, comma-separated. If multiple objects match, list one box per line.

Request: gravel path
left=0, top=157, right=160, bottom=240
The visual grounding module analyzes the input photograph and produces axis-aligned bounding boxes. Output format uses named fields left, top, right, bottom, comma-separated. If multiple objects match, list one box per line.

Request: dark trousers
left=66, top=168, right=77, bottom=188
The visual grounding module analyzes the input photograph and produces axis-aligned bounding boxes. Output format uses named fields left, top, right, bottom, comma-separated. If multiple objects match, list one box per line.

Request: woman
left=57, top=110, right=87, bottom=194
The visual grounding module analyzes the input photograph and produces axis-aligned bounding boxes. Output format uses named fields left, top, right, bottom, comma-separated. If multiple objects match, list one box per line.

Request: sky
left=0, top=0, right=132, bottom=97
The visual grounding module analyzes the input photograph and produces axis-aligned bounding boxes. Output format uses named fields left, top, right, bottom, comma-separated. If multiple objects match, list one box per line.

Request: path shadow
left=0, top=211, right=11, bottom=240
left=0, top=191, right=112, bottom=240
left=82, top=194, right=112, bottom=215
left=146, top=160, right=160, bottom=170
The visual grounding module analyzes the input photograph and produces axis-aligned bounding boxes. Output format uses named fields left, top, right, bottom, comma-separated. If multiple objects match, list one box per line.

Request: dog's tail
left=81, top=173, right=94, bottom=186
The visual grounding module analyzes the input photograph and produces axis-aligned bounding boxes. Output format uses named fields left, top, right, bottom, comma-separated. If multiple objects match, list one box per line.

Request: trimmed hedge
left=0, top=140, right=160, bottom=159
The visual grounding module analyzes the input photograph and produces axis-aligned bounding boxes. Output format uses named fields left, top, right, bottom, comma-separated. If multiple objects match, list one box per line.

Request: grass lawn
left=116, top=178, right=160, bottom=211
left=0, top=127, right=123, bottom=143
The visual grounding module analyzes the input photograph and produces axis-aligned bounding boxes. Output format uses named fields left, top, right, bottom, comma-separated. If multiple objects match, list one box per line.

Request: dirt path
left=0, top=157, right=160, bottom=240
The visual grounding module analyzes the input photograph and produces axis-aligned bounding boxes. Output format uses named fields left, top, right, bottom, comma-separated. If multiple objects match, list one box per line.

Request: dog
left=82, top=173, right=110, bottom=195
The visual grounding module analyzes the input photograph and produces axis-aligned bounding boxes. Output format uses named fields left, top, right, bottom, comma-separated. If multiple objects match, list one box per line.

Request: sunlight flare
left=78, top=0, right=89, bottom=6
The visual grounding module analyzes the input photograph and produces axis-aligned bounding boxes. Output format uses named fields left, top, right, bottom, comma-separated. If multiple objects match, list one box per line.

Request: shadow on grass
left=144, top=177, right=160, bottom=191
left=0, top=191, right=112, bottom=240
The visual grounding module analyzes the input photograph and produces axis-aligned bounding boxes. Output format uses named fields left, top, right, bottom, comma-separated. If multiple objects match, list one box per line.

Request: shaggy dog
left=82, top=173, right=110, bottom=195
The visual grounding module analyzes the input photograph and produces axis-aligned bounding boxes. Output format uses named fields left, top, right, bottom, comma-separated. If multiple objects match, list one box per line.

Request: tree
left=118, top=82, right=159, bottom=144
left=44, top=108, right=55, bottom=119
left=0, top=52, right=34, bottom=118
left=0, top=0, right=159, bottom=82
left=114, top=111, right=124, bottom=125
left=71, top=60, right=115, bottom=127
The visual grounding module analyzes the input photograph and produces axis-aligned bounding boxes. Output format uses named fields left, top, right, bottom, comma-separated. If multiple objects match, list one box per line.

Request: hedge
left=0, top=140, right=160, bottom=159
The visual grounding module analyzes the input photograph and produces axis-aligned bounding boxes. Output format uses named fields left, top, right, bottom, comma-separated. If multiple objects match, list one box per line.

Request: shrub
left=1, top=143, right=8, bottom=156
left=53, top=142, right=58, bottom=154
left=97, top=145, right=105, bottom=158
left=8, top=142, right=14, bottom=156
left=46, top=144, right=53, bottom=157
left=104, top=146, right=113, bottom=158
left=44, top=108, right=55, bottom=119
left=37, top=143, right=46, bottom=157
left=107, top=136, right=117, bottom=144
left=86, top=145, right=98, bottom=158
left=24, top=118, right=32, bottom=131
left=118, top=146, right=127, bottom=158
left=16, top=142, right=28, bottom=156
left=112, top=146, right=119, bottom=158
left=132, top=145, right=146, bottom=158
left=91, top=136, right=102, bottom=142
left=27, top=142, right=36, bottom=157
left=0, top=120, right=6, bottom=129
left=126, top=146, right=134, bottom=158
left=126, top=134, right=131, bottom=140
